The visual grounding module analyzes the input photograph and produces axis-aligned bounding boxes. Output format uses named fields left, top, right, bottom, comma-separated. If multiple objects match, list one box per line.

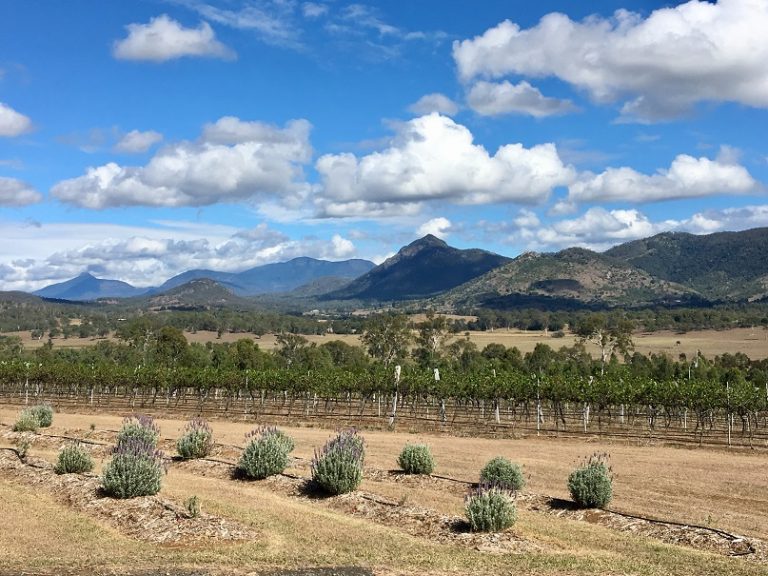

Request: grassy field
left=10, top=325, right=768, bottom=360
left=2, top=406, right=768, bottom=575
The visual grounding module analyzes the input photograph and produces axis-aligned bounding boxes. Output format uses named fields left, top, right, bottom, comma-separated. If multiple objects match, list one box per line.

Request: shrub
left=13, top=410, right=38, bottom=432
left=102, top=437, right=165, bottom=498
left=398, top=443, right=435, bottom=475
left=176, top=418, right=214, bottom=459
left=116, top=415, right=160, bottom=448
left=29, top=403, right=54, bottom=427
left=186, top=495, right=201, bottom=518
left=237, top=426, right=294, bottom=480
left=479, top=456, right=525, bottom=492
left=15, top=438, right=31, bottom=460
left=55, top=443, right=94, bottom=474
left=311, top=429, right=365, bottom=495
left=567, top=453, right=613, bottom=509
left=465, top=485, right=517, bottom=532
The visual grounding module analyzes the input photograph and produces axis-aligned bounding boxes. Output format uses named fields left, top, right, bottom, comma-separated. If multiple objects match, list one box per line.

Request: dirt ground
left=1, top=405, right=768, bottom=575
left=10, top=326, right=768, bottom=360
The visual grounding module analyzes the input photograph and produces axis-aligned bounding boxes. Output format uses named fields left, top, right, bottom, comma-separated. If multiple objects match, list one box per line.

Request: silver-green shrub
left=102, top=437, right=165, bottom=498
left=176, top=418, right=214, bottom=459
left=479, top=456, right=525, bottom=492
left=237, top=426, right=294, bottom=480
left=567, top=453, right=613, bottom=509
left=13, top=409, right=38, bottom=432
left=397, top=443, right=435, bottom=475
left=465, top=485, right=517, bottom=532
left=116, top=415, right=160, bottom=448
left=55, top=442, right=94, bottom=474
left=311, top=429, right=365, bottom=495
left=29, top=403, right=53, bottom=428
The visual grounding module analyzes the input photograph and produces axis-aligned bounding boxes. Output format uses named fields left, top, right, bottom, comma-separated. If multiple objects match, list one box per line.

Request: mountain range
left=25, top=227, right=768, bottom=310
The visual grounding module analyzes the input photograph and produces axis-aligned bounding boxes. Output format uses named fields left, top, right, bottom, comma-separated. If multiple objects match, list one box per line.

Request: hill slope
left=34, top=273, right=147, bottom=301
left=605, top=228, right=768, bottom=301
left=324, top=235, right=511, bottom=301
left=140, top=279, right=254, bottom=309
left=157, top=257, right=375, bottom=296
left=438, top=247, right=699, bottom=310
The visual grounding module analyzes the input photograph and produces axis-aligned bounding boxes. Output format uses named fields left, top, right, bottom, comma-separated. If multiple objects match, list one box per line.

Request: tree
left=361, top=313, right=412, bottom=366
left=275, top=333, right=308, bottom=367
left=575, top=314, right=634, bottom=375
left=412, top=311, right=450, bottom=367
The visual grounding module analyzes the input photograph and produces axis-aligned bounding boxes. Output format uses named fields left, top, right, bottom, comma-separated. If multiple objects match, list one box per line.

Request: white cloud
left=513, top=209, right=540, bottom=229
left=0, top=177, right=42, bottom=206
left=113, top=14, right=235, bottom=62
left=0, top=102, right=32, bottom=137
left=467, top=80, right=577, bottom=117
left=417, top=217, right=452, bottom=238
left=453, top=0, right=768, bottom=121
left=569, top=153, right=759, bottom=204
left=408, top=93, right=459, bottom=116
left=302, top=2, right=329, bottom=19
left=113, top=130, right=164, bottom=153
left=51, top=117, right=312, bottom=209
left=315, top=113, right=575, bottom=217
left=499, top=203, right=768, bottom=253
left=0, top=219, right=357, bottom=291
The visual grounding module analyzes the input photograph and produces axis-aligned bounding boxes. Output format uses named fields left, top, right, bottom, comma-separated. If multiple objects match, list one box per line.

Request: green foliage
left=29, top=403, right=54, bottom=427
left=13, top=409, right=39, bottom=432
left=116, top=415, right=160, bottom=448
left=479, top=456, right=525, bottom=492
left=311, top=429, right=365, bottom=495
left=186, top=495, right=201, bottom=518
left=176, top=418, right=214, bottom=459
left=102, top=437, right=165, bottom=499
left=568, top=453, right=613, bottom=509
left=15, top=438, right=31, bottom=460
left=55, top=443, right=94, bottom=474
left=237, top=426, right=294, bottom=480
left=397, top=443, right=435, bottom=475
left=360, top=313, right=412, bottom=365
left=465, top=486, right=517, bottom=532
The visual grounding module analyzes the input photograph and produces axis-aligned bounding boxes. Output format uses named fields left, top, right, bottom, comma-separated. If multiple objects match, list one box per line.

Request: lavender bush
left=465, top=484, right=517, bottom=532
left=237, top=426, right=294, bottom=480
left=102, top=437, right=165, bottom=498
left=55, top=442, right=94, bottom=474
left=311, top=429, right=365, bottom=495
left=176, top=418, right=214, bottom=459
left=116, top=415, right=160, bottom=448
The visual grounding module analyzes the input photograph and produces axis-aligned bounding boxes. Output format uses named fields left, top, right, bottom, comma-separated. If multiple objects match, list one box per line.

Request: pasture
left=10, top=325, right=768, bottom=360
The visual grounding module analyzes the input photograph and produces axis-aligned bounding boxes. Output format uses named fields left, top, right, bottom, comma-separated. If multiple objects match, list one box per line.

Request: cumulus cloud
left=0, top=102, right=32, bottom=137
left=0, top=219, right=357, bottom=291
left=113, top=130, right=164, bottom=153
left=0, top=177, right=42, bottom=206
left=417, top=217, right=452, bottom=238
left=113, top=14, right=235, bottom=62
left=569, top=153, right=759, bottom=204
left=467, top=80, right=577, bottom=117
left=495, top=203, right=768, bottom=253
left=453, top=0, right=768, bottom=121
left=408, top=93, right=459, bottom=116
left=315, top=113, right=575, bottom=217
left=51, top=117, right=312, bottom=209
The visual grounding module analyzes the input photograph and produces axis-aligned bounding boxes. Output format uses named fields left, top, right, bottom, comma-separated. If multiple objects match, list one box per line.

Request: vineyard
left=2, top=361, right=767, bottom=448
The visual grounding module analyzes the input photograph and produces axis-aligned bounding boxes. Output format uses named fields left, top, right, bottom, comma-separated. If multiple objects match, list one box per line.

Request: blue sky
left=0, top=0, right=766, bottom=291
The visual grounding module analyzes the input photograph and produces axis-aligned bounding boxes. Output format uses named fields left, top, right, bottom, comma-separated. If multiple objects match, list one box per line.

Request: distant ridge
left=605, top=227, right=768, bottom=302
left=34, top=273, right=147, bottom=301
left=156, top=257, right=375, bottom=296
left=324, top=235, right=512, bottom=301
left=437, top=247, right=699, bottom=310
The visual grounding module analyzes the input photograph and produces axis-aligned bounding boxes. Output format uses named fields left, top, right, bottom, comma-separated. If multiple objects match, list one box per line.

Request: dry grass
left=1, top=406, right=768, bottom=575
left=10, top=325, right=768, bottom=360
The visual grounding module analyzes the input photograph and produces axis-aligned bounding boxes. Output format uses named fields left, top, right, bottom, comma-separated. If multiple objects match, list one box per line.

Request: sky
left=0, top=0, right=766, bottom=292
